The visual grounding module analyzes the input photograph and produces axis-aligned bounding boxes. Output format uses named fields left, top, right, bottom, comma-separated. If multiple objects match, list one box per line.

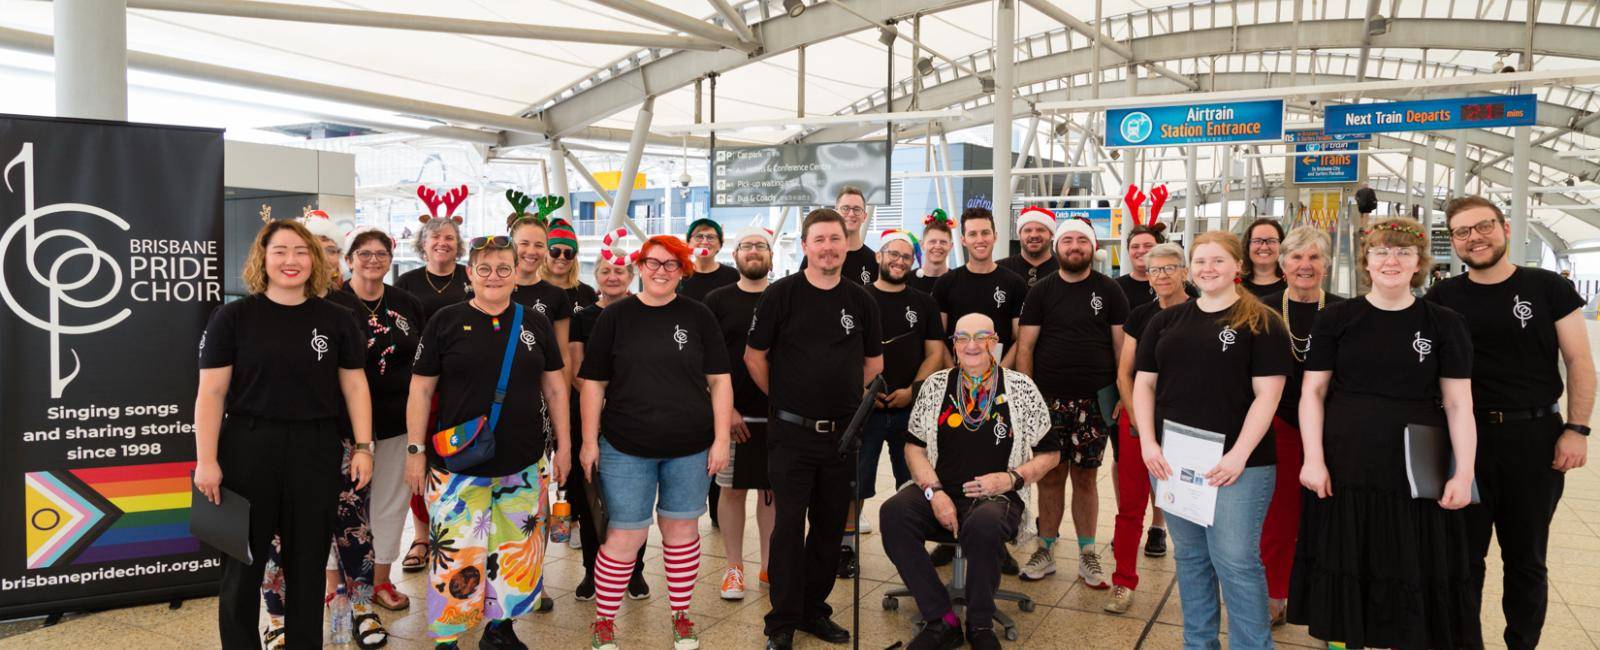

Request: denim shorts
left=597, top=437, right=712, bottom=529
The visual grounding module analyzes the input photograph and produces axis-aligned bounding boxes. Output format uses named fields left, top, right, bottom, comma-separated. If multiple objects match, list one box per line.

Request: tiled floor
left=6, top=329, right=1600, bottom=649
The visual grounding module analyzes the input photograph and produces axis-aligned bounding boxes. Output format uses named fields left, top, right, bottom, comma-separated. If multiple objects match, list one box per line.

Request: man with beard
left=933, top=208, right=1029, bottom=367
left=1014, top=217, right=1127, bottom=587
left=680, top=218, right=741, bottom=302
left=1426, top=195, right=1593, bottom=650
left=998, top=206, right=1060, bottom=287
left=704, top=227, right=779, bottom=601
left=748, top=209, right=883, bottom=649
left=801, top=186, right=879, bottom=284
left=838, top=230, right=947, bottom=579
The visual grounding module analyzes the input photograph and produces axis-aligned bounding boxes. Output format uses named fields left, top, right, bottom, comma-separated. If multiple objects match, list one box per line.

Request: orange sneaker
left=759, top=569, right=769, bottom=584
left=720, top=565, right=746, bottom=600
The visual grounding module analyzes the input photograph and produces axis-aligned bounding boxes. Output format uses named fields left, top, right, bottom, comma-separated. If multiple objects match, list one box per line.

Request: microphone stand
left=837, top=375, right=886, bottom=650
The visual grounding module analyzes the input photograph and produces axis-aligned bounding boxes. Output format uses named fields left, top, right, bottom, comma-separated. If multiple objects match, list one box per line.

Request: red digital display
left=1462, top=103, right=1506, bottom=122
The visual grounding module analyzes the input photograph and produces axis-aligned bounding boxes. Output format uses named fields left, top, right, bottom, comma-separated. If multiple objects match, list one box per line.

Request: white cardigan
left=907, top=367, right=1053, bottom=542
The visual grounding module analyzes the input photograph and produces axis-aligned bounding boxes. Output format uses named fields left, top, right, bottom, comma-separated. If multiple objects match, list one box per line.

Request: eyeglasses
left=470, top=235, right=512, bottom=250
left=1449, top=218, right=1501, bottom=240
left=881, top=250, right=915, bottom=264
left=1249, top=237, right=1280, bottom=247
left=353, top=250, right=392, bottom=262
left=548, top=247, right=576, bottom=260
left=472, top=264, right=515, bottom=278
left=322, top=246, right=341, bottom=257
left=951, top=331, right=998, bottom=346
left=1148, top=264, right=1183, bottom=277
left=736, top=242, right=771, bottom=252
left=690, top=233, right=721, bottom=243
left=836, top=205, right=867, bottom=215
left=640, top=258, right=682, bottom=272
left=1367, top=247, right=1419, bottom=261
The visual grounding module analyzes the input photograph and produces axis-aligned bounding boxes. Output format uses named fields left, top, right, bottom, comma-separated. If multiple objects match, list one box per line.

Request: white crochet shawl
left=907, top=367, right=1053, bottom=542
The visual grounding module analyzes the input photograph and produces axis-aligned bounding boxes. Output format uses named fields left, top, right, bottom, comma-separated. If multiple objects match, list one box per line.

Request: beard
left=1061, top=252, right=1092, bottom=273
left=878, top=266, right=909, bottom=285
left=737, top=257, right=771, bottom=280
left=1462, top=241, right=1507, bottom=271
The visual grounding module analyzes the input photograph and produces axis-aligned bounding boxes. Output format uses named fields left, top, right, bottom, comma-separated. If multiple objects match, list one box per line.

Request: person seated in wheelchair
left=881, top=313, right=1061, bottom=650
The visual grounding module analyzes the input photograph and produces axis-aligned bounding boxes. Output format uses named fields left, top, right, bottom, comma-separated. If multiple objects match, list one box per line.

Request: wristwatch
left=353, top=442, right=375, bottom=454
left=1565, top=423, right=1592, bottom=436
left=406, top=443, right=425, bottom=455
left=1008, top=469, right=1024, bottom=492
left=923, top=485, right=941, bottom=501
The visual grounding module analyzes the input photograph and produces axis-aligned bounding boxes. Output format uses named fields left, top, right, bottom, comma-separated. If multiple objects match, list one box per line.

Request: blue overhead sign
left=1285, top=129, right=1371, bottom=143
left=1052, top=208, right=1113, bottom=239
left=1324, top=94, right=1538, bottom=135
left=1105, top=100, right=1285, bottom=148
left=1292, top=141, right=1359, bottom=184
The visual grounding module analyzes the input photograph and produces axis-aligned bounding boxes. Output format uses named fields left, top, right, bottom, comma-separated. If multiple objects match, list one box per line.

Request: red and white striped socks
left=663, top=539, right=701, bottom=612
left=594, top=550, right=636, bottom=620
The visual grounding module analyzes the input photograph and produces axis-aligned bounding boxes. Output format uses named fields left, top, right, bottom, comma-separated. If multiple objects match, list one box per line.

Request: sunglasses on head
left=470, top=235, right=512, bottom=250
left=548, top=247, right=576, bottom=260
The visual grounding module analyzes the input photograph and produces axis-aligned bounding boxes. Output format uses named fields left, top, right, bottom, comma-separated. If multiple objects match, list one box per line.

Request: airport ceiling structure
left=3, top=0, right=1599, bottom=246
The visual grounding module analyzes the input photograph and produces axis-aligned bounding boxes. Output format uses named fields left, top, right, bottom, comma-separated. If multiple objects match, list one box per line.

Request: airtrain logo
left=1119, top=112, right=1154, bottom=145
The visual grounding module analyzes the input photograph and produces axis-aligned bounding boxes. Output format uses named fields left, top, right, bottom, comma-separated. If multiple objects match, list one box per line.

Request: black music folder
left=1404, top=423, right=1481, bottom=504
left=189, top=482, right=253, bottom=564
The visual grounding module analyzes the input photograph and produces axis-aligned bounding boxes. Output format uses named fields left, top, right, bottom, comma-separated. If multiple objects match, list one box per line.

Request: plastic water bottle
left=328, top=584, right=353, bottom=646
left=550, top=498, right=572, bottom=544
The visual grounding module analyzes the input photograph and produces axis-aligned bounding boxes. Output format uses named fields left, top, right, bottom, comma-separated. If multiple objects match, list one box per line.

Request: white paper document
left=1154, top=420, right=1227, bottom=527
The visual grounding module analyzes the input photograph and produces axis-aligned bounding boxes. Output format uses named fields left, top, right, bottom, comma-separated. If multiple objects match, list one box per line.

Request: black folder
left=189, top=482, right=253, bottom=564
left=584, top=471, right=609, bottom=546
left=1403, top=423, right=1481, bottom=504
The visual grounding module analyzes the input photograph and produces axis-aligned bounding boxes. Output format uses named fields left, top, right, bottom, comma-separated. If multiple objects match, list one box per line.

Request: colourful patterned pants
left=425, top=461, right=547, bottom=642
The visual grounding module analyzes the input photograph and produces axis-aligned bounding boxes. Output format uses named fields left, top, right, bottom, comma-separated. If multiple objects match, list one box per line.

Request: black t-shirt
left=1425, top=267, right=1585, bottom=409
left=1122, top=298, right=1191, bottom=341
left=1306, top=298, right=1472, bottom=403
left=571, top=302, right=603, bottom=345
left=678, top=264, right=740, bottom=303
left=748, top=273, right=883, bottom=418
left=1019, top=271, right=1129, bottom=400
left=802, top=244, right=879, bottom=285
left=578, top=296, right=731, bottom=458
left=396, top=265, right=471, bottom=320
left=907, top=373, right=1063, bottom=501
left=328, top=285, right=426, bottom=438
left=1261, top=291, right=1346, bottom=425
left=413, top=302, right=563, bottom=477
left=911, top=271, right=945, bottom=295
left=1244, top=277, right=1288, bottom=298
left=511, top=279, right=575, bottom=325
left=1117, top=274, right=1201, bottom=309
left=867, top=284, right=946, bottom=392
left=704, top=284, right=770, bottom=417
left=566, top=283, right=599, bottom=310
left=997, top=255, right=1059, bottom=288
left=200, top=294, right=367, bottom=420
left=932, top=265, right=1029, bottom=348
left=1135, top=301, right=1293, bottom=466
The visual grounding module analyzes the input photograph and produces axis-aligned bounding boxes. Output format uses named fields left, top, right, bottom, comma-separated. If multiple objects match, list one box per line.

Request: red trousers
left=1260, top=416, right=1302, bottom=600
left=1110, top=413, right=1151, bottom=590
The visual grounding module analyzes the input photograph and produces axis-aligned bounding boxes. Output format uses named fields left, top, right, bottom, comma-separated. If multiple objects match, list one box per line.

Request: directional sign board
left=1105, top=100, right=1285, bottom=148
left=1324, top=94, right=1538, bottom=135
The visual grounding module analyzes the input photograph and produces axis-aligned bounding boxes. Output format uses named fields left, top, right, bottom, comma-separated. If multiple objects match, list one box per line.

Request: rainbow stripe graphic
left=23, top=461, right=199, bottom=569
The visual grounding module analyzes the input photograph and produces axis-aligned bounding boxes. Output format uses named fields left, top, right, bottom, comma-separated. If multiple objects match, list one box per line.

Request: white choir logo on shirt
left=748, top=312, right=759, bottom=335
left=840, top=309, right=856, bottom=335
left=197, top=332, right=205, bottom=359
left=1513, top=294, right=1533, bottom=329
left=1090, top=291, right=1104, bottom=316
left=310, top=328, right=330, bottom=361
left=532, top=299, right=547, bottom=315
left=1218, top=325, right=1237, bottom=352
left=861, top=266, right=873, bottom=284
left=993, top=419, right=1009, bottom=446
left=1412, top=331, right=1433, bottom=362
left=393, top=313, right=412, bottom=336
left=905, top=306, right=918, bottom=327
left=993, top=287, right=1008, bottom=309
left=414, top=341, right=425, bottom=363
left=520, top=325, right=536, bottom=351
left=673, top=324, right=689, bottom=351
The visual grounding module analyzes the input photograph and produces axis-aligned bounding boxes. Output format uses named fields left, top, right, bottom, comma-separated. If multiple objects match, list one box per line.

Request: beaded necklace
left=1281, top=290, right=1326, bottom=363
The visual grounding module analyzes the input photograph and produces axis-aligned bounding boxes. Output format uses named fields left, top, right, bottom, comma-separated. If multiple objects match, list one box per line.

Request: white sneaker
left=1079, top=548, right=1110, bottom=589
left=857, top=519, right=873, bottom=535
left=1103, top=585, right=1135, bottom=614
left=1020, top=545, right=1056, bottom=581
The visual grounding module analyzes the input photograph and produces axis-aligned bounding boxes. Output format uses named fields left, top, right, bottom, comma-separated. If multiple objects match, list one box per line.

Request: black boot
left=907, top=619, right=964, bottom=650
left=479, top=619, right=527, bottom=650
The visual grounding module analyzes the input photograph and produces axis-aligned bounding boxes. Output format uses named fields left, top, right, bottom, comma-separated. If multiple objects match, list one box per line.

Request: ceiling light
left=916, top=57, right=935, bottom=76
left=783, top=0, right=805, bottom=18
left=878, top=28, right=897, bottom=46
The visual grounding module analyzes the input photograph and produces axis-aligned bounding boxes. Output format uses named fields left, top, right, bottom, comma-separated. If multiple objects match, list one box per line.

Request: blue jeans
left=597, top=437, right=712, bottom=529
left=1162, top=465, right=1276, bottom=650
left=856, top=408, right=912, bottom=499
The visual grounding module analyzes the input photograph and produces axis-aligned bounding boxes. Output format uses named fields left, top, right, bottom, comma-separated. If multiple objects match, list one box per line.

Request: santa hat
left=301, top=208, right=345, bottom=243
left=1054, top=217, right=1097, bottom=247
left=342, top=225, right=391, bottom=254
left=731, top=226, right=774, bottom=246
left=879, top=228, right=922, bottom=264
left=1016, top=206, right=1057, bottom=236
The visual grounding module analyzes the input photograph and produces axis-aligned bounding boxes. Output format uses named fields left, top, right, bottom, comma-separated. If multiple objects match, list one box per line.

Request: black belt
left=1476, top=404, right=1560, bottom=425
left=775, top=409, right=842, bottom=433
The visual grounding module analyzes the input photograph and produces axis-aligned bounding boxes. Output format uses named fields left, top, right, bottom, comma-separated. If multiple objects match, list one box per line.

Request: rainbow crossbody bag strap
left=432, top=304, right=522, bottom=461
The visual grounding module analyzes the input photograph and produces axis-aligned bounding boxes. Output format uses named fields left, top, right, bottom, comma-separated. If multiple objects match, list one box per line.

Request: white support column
left=547, top=141, right=572, bottom=221
left=1121, top=66, right=1137, bottom=270
left=991, top=0, right=1016, bottom=252
left=1219, top=145, right=1232, bottom=231
left=55, top=0, right=128, bottom=120
left=1423, top=135, right=1437, bottom=227
left=1010, top=115, right=1040, bottom=195
left=1450, top=129, right=1467, bottom=271
left=1512, top=125, right=1532, bottom=264
left=1185, top=145, right=1199, bottom=244
left=610, top=97, right=655, bottom=232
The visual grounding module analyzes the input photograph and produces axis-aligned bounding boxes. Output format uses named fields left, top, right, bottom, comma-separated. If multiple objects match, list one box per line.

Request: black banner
left=0, top=115, right=224, bottom=618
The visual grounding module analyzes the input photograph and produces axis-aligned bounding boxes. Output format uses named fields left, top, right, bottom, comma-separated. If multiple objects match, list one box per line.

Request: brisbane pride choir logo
left=2, top=142, right=221, bottom=399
